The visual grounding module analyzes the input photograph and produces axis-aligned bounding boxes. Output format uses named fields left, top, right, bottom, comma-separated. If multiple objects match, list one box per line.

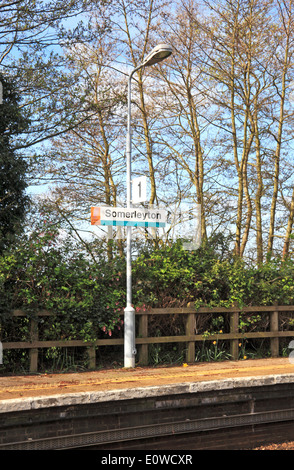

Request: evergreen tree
left=0, top=73, right=30, bottom=252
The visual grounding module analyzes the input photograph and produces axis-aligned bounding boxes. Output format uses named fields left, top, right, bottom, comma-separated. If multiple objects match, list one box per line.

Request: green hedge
left=1, top=223, right=294, bottom=370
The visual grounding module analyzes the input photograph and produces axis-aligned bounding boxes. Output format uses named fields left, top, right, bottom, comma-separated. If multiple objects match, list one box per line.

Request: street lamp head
left=142, top=43, right=173, bottom=67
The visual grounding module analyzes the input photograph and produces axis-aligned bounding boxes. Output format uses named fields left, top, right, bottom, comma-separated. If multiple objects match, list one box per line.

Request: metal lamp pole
left=124, top=44, right=173, bottom=368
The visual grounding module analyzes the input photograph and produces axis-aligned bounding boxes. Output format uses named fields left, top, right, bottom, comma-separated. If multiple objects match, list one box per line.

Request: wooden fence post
left=186, top=312, right=195, bottom=363
left=230, top=306, right=239, bottom=360
left=270, top=304, right=279, bottom=358
left=138, top=313, right=148, bottom=366
left=29, top=317, right=38, bottom=373
left=87, top=345, right=96, bottom=370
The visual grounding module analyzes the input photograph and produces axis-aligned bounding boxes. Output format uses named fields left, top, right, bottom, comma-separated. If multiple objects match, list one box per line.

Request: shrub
left=2, top=227, right=294, bottom=370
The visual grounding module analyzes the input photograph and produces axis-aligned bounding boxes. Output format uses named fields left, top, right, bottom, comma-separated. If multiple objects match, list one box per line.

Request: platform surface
left=1, top=358, right=294, bottom=403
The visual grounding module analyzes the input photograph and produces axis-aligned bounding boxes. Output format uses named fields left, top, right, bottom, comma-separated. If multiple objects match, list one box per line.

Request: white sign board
left=91, top=206, right=166, bottom=228
left=132, top=176, right=147, bottom=203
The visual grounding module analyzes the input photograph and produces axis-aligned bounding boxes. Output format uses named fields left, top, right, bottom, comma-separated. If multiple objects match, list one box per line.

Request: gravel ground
left=253, top=441, right=294, bottom=450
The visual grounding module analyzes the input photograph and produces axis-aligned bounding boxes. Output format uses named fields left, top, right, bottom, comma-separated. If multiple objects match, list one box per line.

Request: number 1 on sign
left=138, top=181, right=141, bottom=199
left=132, top=176, right=147, bottom=203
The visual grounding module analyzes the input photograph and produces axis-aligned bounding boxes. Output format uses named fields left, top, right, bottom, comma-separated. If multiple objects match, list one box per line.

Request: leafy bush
left=133, top=240, right=294, bottom=308
left=0, top=218, right=126, bottom=345
left=2, top=226, right=294, bottom=370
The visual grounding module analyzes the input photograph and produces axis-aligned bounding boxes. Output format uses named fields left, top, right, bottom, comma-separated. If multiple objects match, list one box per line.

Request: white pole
left=123, top=45, right=172, bottom=368
left=124, top=69, right=138, bottom=368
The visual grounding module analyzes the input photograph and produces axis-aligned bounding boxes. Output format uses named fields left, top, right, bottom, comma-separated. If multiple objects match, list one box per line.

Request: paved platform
left=1, top=358, right=294, bottom=414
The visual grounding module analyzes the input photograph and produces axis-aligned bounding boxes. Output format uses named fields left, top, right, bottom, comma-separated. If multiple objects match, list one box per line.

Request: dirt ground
left=0, top=357, right=294, bottom=401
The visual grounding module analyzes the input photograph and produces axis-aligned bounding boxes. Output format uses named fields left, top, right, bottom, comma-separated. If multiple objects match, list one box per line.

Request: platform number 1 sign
left=132, top=176, right=147, bottom=204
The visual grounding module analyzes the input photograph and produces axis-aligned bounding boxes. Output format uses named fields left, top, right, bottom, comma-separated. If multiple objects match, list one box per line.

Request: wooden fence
left=1, top=305, right=294, bottom=372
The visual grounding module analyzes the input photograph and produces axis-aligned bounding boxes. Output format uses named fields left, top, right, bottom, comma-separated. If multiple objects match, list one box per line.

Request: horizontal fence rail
left=1, top=305, right=294, bottom=371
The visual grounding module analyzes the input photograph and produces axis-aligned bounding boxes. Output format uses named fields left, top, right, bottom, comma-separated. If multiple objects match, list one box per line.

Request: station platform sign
left=91, top=206, right=167, bottom=228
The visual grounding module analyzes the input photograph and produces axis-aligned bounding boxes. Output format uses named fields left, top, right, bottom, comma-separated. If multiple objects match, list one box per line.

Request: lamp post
left=124, top=44, right=173, bottom=368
